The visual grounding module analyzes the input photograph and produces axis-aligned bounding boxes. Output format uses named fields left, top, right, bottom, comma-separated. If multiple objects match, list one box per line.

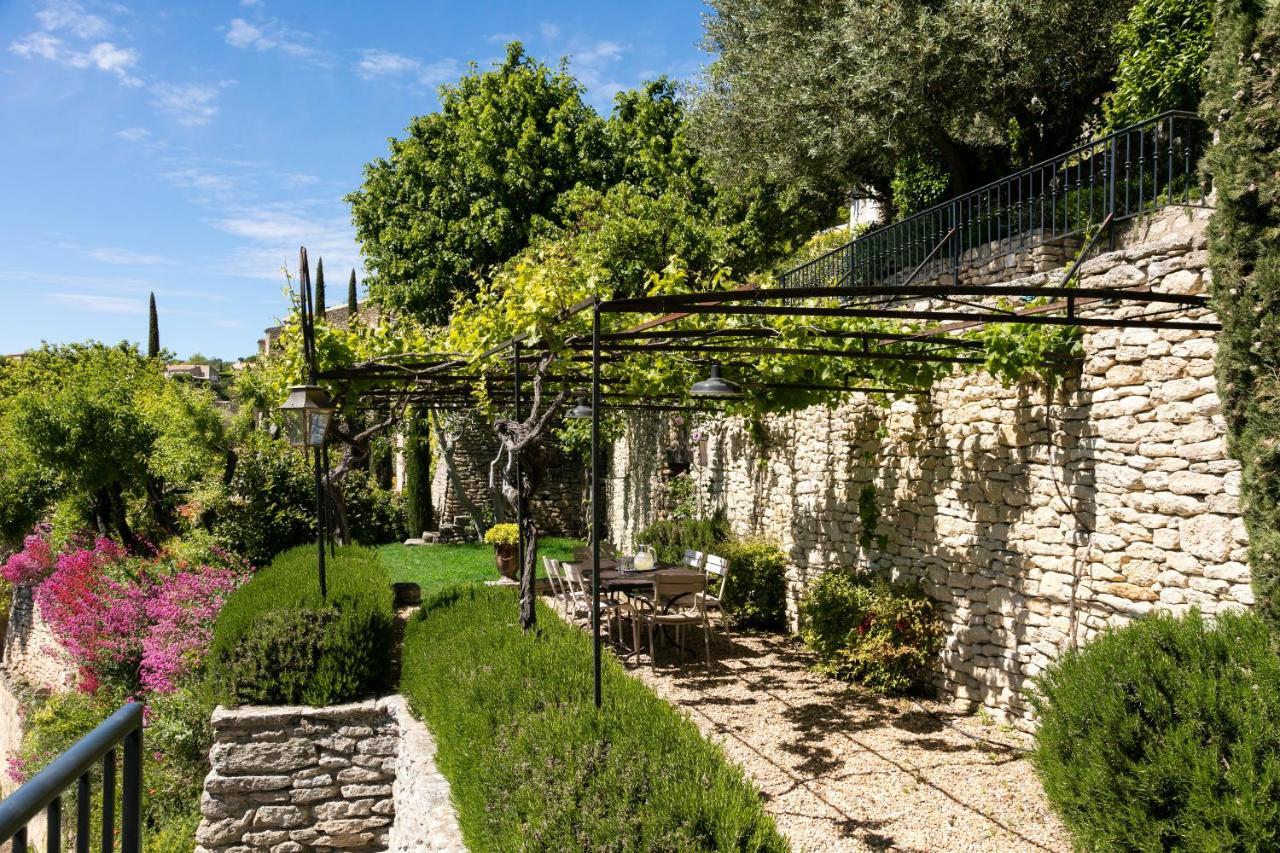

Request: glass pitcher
left=633, top=545, right=656, bottom=572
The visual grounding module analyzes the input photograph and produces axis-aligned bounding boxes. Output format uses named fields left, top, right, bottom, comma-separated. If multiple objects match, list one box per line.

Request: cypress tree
left=348, top=269, right=359, bottom=318
left=147, top=292, right=160, bottom=359
left=1203, top=0, right=1280, bottom=627
left=315, top=257, right=327, bottom=320
left=404, top=412, right=434, bottom=536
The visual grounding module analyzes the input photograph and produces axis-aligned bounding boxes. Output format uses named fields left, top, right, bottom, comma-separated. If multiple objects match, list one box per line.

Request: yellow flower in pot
left=484, top=523, right=520, bottom=581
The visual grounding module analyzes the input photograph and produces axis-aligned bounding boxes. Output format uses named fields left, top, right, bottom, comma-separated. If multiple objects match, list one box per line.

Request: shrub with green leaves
left=400, top=586, right=786, bottom=852
left=720, top=539, right=787, bottom=630
left=797, top=571, right=943, bottom=694
left=342, top=470, right=408, bottom=545
left=207, top=432, right=314, bottom=567
left=1104, top=0, right=1214, bottom=129
left=636, top=513, right=731, bottom=566
left=207, top=545, right=393, bottom=705
left=1031, top=610, right=1280, bottom=850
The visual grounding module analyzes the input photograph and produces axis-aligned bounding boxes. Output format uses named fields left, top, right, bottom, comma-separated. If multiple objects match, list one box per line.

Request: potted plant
left=484, top=523, right=520, bottom=580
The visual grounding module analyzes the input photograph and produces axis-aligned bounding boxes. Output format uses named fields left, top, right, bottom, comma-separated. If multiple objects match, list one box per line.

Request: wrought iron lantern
left=689, top=363, right=743, bottom=399
left=278, top=384, right=336, bottom=448
left=567, top=397, right=594, bottom=419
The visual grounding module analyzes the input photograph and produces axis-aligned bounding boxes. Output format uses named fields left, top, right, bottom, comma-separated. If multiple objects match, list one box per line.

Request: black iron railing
left=780, top=111, right=1210, bottom=290
left=0, top=703, right=142, bottom=853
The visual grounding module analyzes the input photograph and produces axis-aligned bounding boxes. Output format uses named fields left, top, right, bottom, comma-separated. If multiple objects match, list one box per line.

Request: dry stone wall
left=196, top=697, right=464, bottom=853
left=3, top=585, right=74, bottom=692
left=607, top=207, right=1247, bottom=729
left=430, top=412, right=585, bottom=538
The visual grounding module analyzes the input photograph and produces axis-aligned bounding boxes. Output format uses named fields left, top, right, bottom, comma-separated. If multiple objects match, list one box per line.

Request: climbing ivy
left=1202, top=0, right=1280, bottom=629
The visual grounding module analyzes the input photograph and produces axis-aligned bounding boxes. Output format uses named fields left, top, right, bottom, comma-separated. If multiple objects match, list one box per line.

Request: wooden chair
left=695, top=554, right=731, bottom=641
left=573, top=543, right=617, bottom=561
left=635, top=570, right=711, bottom=670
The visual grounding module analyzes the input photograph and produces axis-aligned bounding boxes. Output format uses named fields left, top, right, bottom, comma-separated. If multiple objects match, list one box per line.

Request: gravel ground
left=624, top=630, right=1071, bottom=853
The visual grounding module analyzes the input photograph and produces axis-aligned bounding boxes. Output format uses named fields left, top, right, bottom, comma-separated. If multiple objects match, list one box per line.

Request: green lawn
left=378, top=537, right=582, bottom=595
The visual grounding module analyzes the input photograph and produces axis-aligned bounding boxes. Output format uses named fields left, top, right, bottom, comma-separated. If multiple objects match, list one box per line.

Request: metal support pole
left=591, top=304, right=602, bottom=709
left=513, top=340, right=524, bottom=579
left=1107, top=134, right=1118, bottom=252
left=314, top=446, right=327, bottom=601
left=120, top=726, right=141, bottom=853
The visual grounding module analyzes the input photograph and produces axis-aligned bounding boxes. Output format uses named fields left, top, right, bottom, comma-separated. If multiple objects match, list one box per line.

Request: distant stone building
left=165, top=363, right=220, bottom=383
left=260, top=299, right=380, bottom=356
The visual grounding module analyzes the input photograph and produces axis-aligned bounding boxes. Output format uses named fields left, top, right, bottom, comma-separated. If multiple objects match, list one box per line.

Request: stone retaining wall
left=3, top=585, right=73, bottom=693
left=430, top=411, right=585, bottom=538
left=606, top=207, right=1247, bottom=729
left=196, top=697, right=463, bottom=853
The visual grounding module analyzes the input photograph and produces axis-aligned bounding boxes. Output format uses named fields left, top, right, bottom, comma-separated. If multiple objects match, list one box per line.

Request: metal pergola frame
left=319, top=278, right=1218, bottom=708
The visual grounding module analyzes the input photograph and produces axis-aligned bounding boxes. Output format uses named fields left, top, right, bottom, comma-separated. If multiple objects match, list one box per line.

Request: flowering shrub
left=798, top=571, right=944, bottom=694
left=2, top=529, right=55, bottom=585
left=24, top=530, right=248, bottom=695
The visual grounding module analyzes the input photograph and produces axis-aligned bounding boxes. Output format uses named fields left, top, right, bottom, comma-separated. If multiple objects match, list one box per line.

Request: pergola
left=320, top=274, right=1218, bottom=707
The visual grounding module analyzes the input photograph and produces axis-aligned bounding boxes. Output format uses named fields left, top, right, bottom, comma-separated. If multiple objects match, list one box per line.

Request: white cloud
left=89, top=247, right=167, bottom=265
left=214, top=207, right=359, bottom=282
left=10, top=32, right=62, bottom=61
left=539, top=22, right=561, bottom=41
left=224, top=17, right=320, bottom=62
left=115, top=126, right=150, bottom=142
left=36, top=1, right=112, bottom=39
left=150, top=82, right=222, bottom=126
left=160, top=166, right=238, bottom=196
left=574, top=40, right=624, bottom=66
left=46, top=293, right=146, bottom=314
left=486, top=32, right=520, bottom=45
left=354, top=49, right=457, bottom=88
left=354, top=49, right=418, bottom=78
left=10, top=2, right=140, bottom=85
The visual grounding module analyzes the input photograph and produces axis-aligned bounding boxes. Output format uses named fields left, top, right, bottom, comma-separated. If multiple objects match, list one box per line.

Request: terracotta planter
left=494, top=544, right=518, bottom=580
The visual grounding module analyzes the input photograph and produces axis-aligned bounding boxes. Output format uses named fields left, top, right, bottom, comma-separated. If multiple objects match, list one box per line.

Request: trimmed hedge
left=400, top=586, right=786, bottom=852
left=636, top=514, right=730, bottom=566
left=1032, top=610, right=1280, bottom=850
left=720, top=539, right=787, bottom=630
left=208, top=545, right=393, bottom=705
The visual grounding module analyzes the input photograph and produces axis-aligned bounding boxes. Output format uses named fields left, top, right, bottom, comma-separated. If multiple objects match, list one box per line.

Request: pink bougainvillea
left=2, top=530, right=55, bottom=585
left=26, top=531, right=249, bottom=695
left=140, top=565, right=242, bottom=692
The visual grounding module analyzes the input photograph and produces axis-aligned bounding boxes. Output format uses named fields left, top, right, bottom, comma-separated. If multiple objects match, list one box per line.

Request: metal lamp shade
left=567, top=397, right=594, bottom=419
left=279, top=384, right=336, bottom=448
left=689, top=363, right=743, bottom=399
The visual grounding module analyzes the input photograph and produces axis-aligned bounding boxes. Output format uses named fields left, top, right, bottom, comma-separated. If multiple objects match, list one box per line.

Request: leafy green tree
left=1203, top=0, right=1280, bottom=628
left=348, top=42, right=611, bottom=322
left=1104, top=0, right=1215, bottom=129
left=690, top=0, right=1131, bottom=210
left=0, top=344, right=226, bottom=547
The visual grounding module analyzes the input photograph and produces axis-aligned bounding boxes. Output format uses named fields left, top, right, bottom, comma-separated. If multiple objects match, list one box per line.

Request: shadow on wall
left=612, top=365, right=1098, bottom=719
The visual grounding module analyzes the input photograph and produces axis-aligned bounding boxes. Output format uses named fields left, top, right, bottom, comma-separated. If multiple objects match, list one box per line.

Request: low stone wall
left=196, top=697, right=463, bottom=853
left=606, top=207, right=1247, bottom=729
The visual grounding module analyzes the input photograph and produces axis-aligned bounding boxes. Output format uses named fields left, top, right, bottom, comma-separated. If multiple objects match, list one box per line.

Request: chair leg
left=648, top=621, right=656, bottom=671
left=703, top=620, right=712, bottom=671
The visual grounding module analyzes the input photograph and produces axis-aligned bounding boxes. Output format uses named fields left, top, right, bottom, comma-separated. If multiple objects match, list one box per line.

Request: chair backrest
left=682, top=549, right=705, bottom=570
left=653, top=570, right=706, bottom=612
left=543, top=556, right=563, bottom=597
left=573, top=546, right=590, bottom=561
left=705, top=554, right=730, bottom=599
left=562, top=561, right=587, bottom=596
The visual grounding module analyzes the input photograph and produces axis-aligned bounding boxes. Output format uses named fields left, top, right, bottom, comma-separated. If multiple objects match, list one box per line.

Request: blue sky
left=0, top=0, right=708, bottom=359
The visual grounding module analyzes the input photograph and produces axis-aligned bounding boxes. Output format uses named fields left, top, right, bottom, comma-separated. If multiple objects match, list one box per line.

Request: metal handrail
left=780, top=110, right=1210, bottom=290
left=0, top=702, right=143, bottom=853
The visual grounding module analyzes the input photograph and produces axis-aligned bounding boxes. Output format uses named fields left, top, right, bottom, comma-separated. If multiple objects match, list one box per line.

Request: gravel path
left=625, top=631, right=1071, bottom=853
